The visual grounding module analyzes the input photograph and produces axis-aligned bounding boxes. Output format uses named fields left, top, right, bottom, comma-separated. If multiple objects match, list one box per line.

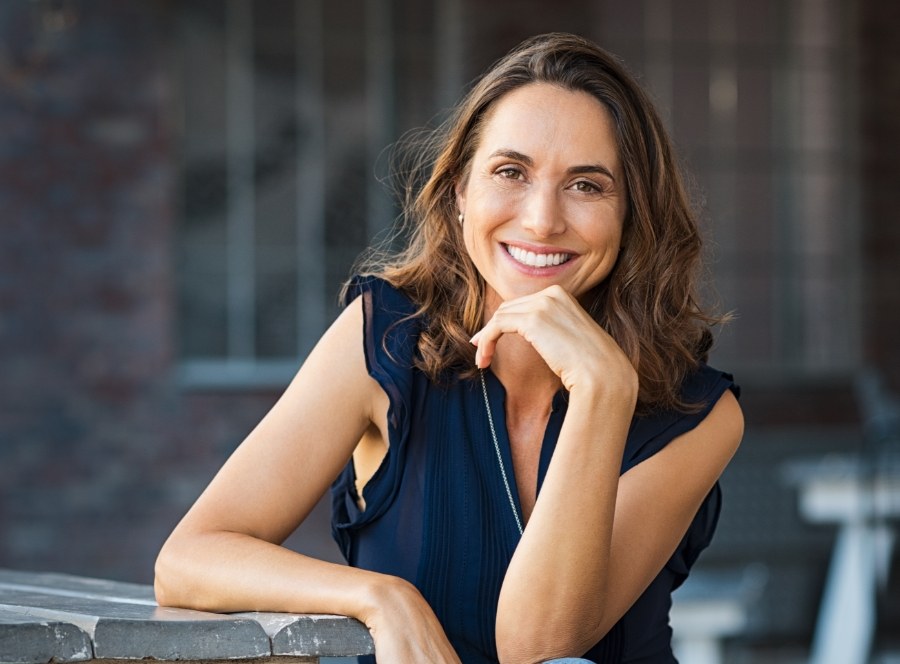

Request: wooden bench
left=0, top=569, right=374, bottom=664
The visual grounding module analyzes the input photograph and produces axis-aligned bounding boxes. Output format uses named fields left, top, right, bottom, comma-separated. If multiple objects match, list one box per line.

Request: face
left=456, top=82, right=626, bottom=316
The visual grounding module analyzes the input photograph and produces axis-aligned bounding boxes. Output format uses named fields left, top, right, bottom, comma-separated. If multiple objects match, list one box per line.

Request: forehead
left=474, top=83, right=620, bottom=166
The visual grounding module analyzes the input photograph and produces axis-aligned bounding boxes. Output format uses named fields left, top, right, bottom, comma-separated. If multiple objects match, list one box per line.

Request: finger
left=472, top=308, right=539, bottom=368
left=472, top=287, right=591, bottom=369
left=475, top=334, right=495, bottom=368
left=471, top=312, right=520, bottom=368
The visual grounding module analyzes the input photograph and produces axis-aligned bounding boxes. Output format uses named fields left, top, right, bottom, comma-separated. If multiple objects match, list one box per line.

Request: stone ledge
left=0, top=569, right=374, bottom=664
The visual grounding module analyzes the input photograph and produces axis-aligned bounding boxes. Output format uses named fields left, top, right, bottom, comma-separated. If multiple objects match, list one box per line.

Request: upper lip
left=502, top=241, right=578, bottom=256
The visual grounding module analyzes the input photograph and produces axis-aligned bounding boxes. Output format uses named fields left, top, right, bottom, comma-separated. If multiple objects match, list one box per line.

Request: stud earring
left=458, top=213, right=464, bottom=224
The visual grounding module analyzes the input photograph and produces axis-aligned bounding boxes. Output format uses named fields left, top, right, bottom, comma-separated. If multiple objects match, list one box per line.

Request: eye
left=495, top=166, right=524, bottom=180
left=572, top=179, right=604, bottom=194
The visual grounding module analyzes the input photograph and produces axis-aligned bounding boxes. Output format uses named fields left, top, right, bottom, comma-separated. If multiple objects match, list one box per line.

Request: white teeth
left=505, top=245, right=571, bottom=268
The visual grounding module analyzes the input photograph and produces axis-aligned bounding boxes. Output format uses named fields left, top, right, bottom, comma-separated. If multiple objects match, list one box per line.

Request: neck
left=489, top=334, right=563, bottom=410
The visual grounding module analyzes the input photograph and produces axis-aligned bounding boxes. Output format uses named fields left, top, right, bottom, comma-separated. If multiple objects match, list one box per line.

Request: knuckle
left=534, top=296, right=553, bottom=314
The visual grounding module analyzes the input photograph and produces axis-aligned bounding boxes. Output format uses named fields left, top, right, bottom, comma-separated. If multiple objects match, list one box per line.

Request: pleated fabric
left=331, top=276, right=739, bottom=664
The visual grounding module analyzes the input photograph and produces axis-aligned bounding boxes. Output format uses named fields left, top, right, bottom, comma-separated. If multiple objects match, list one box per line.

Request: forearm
left=156, top=528, right=462, bottom=662
left=155, top=528, right=395, bottom=622
left=495, top=389, right=631, bottom=662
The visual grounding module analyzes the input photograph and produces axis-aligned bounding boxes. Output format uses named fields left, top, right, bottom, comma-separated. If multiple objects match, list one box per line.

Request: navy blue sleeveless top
left=331, top=276, right=739, bottom=664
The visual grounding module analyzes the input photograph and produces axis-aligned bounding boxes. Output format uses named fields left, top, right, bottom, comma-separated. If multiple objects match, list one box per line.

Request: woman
left=155, top=33, right=743, bottom=664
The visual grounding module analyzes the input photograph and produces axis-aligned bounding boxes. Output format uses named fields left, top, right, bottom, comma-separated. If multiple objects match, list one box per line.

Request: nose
left=521, top=184, right=566, bottom=238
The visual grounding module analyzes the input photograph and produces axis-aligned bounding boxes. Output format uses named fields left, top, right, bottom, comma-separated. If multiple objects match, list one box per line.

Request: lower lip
left=500, top=244, right=576, bottom=276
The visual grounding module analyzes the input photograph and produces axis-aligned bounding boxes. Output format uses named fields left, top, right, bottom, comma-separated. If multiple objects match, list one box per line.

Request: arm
left=155, top=297, right=461, bottom=664
left=471, top=286, right=743, bottom=663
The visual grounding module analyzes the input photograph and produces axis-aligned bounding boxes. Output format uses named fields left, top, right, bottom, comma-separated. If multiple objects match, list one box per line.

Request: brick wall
left=0, top=0, right=340, bottom=583
left=860, top=0, right=900, bottom=391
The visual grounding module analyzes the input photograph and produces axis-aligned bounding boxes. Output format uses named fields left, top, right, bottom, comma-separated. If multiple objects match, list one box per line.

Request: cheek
left=574, top=209, right=623, bottom=249
left=459, top=218, right=478, bottom=257
left=469, top=179, right=522, bottom=221
left=463, top=194, right=513, bottom=255
left=462, top=223, right=492, bottom=267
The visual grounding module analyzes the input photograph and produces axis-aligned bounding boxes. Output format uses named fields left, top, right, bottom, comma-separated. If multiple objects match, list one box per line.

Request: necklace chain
left=479, top=370, right=524, bottom=536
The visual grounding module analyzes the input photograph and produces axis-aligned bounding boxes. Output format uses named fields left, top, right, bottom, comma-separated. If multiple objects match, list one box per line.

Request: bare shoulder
left=631, top=387, right=743, bottom=500
left=284, top=293, right=383, bottom=425
left=693, top=387, right=744, bottom=459
left=305, top=294, right=366, bottom=371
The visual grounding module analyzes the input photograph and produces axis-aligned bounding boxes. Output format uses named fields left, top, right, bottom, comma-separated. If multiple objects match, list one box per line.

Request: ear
left=454, top=180, right=466, bottom=216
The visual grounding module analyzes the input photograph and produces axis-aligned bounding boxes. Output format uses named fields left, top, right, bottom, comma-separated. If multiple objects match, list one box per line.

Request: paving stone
left=0, top=608, right=92, bottom=664
left=0, top=587, right=270, bottom=660
left=246, top=613, right=374, bottom=657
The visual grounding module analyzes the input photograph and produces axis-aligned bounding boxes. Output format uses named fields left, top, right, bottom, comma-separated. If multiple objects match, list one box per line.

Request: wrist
left=356, top=572, right=419, bottom=627
left=568, top=369, right=638, bottom=412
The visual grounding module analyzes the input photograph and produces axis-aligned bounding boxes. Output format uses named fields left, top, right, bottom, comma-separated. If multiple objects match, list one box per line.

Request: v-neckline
left=481, top=370, right=568, bottom=531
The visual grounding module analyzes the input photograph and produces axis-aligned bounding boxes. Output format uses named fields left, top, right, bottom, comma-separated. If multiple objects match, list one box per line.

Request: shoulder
left=700, top=387, right=743, bottom=457
left=305, top=292, right=375, bottom=404
left=343, top=274, right=420, bottom=318
left=624, top=364, right=741, bottom=470
left=343, top=275, right=424, bottom=368
left=682, top=364, right=743, bottom=458
left=679, top=363, right=740, bottom=405
left=341, top=275, right=427, bottom=417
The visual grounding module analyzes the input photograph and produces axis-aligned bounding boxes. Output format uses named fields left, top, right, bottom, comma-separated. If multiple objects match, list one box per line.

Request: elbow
left=495, top=613, right=535, bottom=663
left=496, top=643, right=595, bottom=664
left=495, top=641, right=538, bottom=664
left=496, top=642, right=590, bottom=664
left=496, top=639, right=548, bottom=664
left=154, top=529, right=240, bottom=613
left=153, top=574, right=173, bottom=608
left=153, top=540, right=180, bottom=607
left=154, top=533, right=201, bottom=609
left=495, top=614, right=600, bottom=664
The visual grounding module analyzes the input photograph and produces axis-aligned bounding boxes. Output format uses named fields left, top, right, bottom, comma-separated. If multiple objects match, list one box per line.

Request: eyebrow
left=488, top=149, right=617, bottom=182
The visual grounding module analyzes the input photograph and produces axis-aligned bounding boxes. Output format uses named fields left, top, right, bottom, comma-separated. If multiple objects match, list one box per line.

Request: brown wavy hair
left=345, top=32, right=723, bottom=412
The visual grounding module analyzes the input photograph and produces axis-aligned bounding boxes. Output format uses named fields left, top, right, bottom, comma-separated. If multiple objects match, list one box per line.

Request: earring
left=458, top=213, right=464, bottom=224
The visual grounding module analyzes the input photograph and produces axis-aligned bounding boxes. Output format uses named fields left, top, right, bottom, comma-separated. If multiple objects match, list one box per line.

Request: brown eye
left=573, top=180, right=603, bottom=194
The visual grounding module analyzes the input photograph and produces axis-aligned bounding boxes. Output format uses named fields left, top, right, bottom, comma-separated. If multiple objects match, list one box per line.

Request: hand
left=360, top=577, right=461, bottom=664
left=470, top=285, right=637, bottom=401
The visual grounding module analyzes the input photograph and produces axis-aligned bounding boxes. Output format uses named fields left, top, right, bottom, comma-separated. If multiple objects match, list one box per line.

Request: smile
left=504, top=244, right=573, bottom=268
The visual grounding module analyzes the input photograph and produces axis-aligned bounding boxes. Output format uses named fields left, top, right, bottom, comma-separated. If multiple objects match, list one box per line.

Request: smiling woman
left=156, top=33, right=743, bottom=664
left=455, top=83, right=625, bottom=309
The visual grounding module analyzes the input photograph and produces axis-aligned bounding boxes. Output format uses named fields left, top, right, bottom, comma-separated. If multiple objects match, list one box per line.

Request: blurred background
left=0, top=0, right=898, bottom=662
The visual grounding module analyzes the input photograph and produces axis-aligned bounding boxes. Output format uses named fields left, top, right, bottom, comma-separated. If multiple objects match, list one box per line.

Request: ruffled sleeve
left=623, top=364, right=738, bottom=471
left=330, top=275, right=422, bottom=561
left=623, top=364, right=739, bottom=587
